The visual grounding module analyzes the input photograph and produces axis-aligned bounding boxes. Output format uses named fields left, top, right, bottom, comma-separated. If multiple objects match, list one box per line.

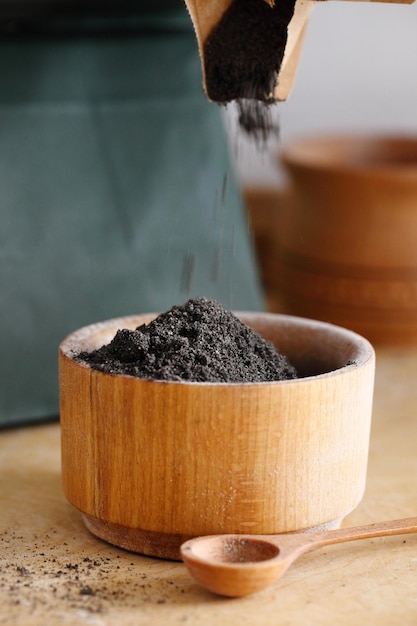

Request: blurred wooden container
left=247, top=135, right=417, bottom=345
left=244, top=187, right=290, bottom=313
left=60, top=312, right=374, bottom=560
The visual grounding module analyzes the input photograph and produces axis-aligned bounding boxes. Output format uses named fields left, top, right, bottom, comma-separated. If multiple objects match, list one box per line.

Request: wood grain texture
left=59, top=312, right=374, bottom=559
left=181, top=516, right=417, bottom=597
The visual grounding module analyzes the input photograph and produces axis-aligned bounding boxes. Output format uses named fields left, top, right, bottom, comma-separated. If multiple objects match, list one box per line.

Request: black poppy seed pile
left=77, top=297, right=297, bottom=383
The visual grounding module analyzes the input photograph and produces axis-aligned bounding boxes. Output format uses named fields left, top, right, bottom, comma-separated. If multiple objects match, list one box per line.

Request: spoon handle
left=308, top=516, right=417, bottom=551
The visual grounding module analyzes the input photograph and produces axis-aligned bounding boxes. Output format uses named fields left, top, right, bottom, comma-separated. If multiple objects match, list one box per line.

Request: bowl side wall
left=60, top=313, right=375, bottom=540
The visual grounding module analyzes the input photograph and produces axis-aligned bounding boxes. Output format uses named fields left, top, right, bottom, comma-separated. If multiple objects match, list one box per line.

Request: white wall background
left=224, top=0, right=417, bottom=187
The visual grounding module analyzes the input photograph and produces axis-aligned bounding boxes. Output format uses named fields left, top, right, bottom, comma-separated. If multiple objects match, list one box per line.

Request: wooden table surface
left=1, top=347, right=416, bottom=626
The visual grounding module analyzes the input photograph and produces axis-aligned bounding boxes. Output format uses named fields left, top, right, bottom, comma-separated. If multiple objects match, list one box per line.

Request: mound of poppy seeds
left=77, top=297, right=297, bottom=383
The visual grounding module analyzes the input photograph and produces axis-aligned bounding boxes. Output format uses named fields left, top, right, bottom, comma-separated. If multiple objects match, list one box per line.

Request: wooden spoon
left=180, top=516, right=417, bottom=597
left=183, top=0, right=313, bottom=102
left=184, top=0, right=414, bottom=103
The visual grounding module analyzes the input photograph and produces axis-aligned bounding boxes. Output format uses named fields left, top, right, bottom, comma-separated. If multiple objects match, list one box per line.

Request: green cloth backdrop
left=0, top=3, right=262, bottom=427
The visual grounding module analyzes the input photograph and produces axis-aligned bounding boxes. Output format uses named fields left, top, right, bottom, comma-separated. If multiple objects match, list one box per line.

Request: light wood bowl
left=60, top=312, right=375, bottom=560
left=278, top=134, right=417, bottom=345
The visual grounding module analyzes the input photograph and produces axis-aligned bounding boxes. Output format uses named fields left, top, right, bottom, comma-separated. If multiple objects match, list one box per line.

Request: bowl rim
left=280, top=133, right=417, bottom=179
left=59, top=312, right=375, bottom=386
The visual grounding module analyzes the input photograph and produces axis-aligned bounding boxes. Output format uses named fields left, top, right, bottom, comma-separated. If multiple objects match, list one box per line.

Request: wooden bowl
left=59, top=312, right=375, bottom=560
left=279, top=134, right=417, bottom=345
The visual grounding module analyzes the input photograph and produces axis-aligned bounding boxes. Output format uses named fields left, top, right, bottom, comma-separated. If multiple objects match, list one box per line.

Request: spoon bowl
left=181, top=516, right=417, bottom=597
left=181, top=535, right=285, bottom=597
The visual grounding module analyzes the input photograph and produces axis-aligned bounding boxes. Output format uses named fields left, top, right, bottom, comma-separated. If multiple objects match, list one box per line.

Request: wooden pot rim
left=280, top=133, right=417, bottom=179
left=59, top=312, right=374, bottom=384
